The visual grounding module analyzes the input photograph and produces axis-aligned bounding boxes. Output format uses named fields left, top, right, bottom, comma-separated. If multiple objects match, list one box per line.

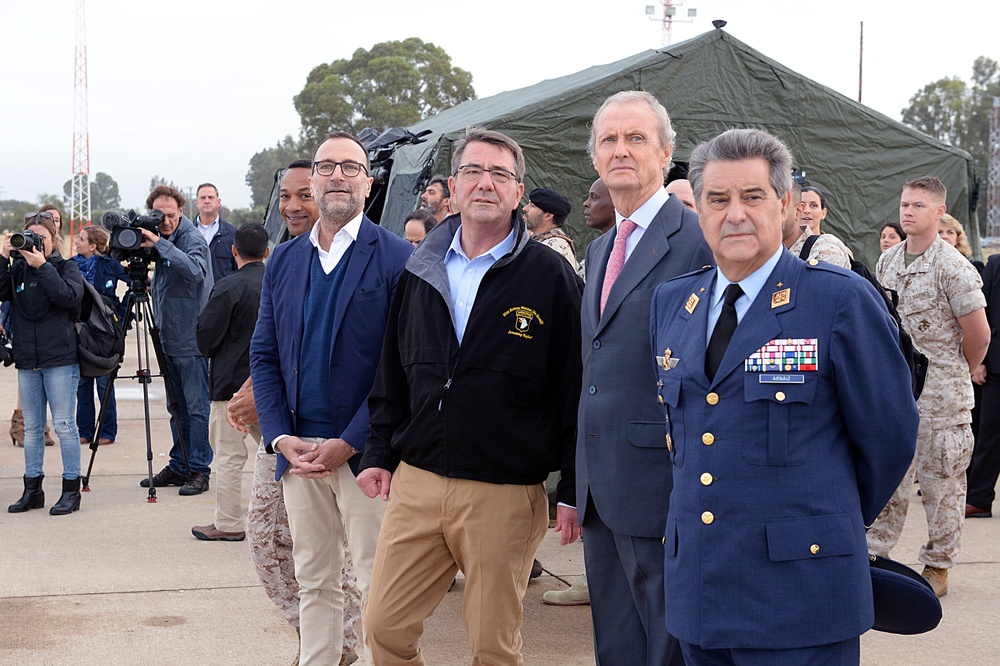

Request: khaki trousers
left=364, top=463, right=548, bottom=666
left=282, top=447, right=384, bottom=666
left=246, top=439, right=363, bottom=653
left=208, top=400, right=252, bottom=533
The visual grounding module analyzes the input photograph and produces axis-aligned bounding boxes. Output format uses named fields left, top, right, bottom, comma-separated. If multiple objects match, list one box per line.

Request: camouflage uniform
left=787, top=225, right=852, bottom=269
left=867, top=238, right=986, bottom=568
left=246, top=436, right=362, bottom=653
left=533, top=229, right=579, bottom=271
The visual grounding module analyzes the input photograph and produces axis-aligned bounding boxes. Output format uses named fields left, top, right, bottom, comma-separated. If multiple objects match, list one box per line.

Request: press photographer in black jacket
left=1, top=211, right=85, bottom=515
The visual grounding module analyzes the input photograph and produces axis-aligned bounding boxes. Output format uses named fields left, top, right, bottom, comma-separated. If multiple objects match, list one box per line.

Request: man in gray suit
left=577, top=90, right=713, bottom=665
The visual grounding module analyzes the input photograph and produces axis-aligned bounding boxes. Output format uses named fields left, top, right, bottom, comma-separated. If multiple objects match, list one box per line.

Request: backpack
left=799, top=235, right=928, bottom=399
left=76, top=280, right=126, bottom=378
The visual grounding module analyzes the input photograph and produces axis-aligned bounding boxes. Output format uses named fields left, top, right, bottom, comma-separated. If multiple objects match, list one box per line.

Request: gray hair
left=688, top=129, right=793, bottom=201
left=588, top=90, right=675, bottom=159
left=451, top=126, right=525, bottom=182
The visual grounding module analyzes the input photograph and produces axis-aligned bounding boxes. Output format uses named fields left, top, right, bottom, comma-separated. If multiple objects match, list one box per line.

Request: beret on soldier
left=528, top=187, right=572, bottom=216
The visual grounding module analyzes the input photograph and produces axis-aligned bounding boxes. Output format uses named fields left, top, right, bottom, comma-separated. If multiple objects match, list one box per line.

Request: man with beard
left=229, top=159, right=364, bottom=664
left=419, top=176, right=452, bottom=223
left=250, top=133, right=412, bottom=664
left=523, top=186, right=579, bottom=270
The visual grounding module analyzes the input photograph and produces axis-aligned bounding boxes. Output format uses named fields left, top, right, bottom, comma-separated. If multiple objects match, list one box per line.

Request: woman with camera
left=73, top=225, right=128, bottom=446
left=1, top=211, right=86, bottom=515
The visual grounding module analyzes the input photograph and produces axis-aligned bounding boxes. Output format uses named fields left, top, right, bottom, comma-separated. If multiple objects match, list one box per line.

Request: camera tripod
left=80, top=272, right=192, bottom=503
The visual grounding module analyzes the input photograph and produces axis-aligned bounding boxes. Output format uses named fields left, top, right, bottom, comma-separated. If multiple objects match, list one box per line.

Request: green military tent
left=381, top=27, right=979, bottom=267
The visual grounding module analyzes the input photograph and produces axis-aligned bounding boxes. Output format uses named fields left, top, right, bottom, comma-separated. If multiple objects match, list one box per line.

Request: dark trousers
left=77, top=374, right=117, bottom=442
left=582, top=495, right=684, bottom=666
left=161, top=354, right=213, bottom=475
left=680, top=636, right=860, bottom=666
left=967, top=375, right=1000, bottom=511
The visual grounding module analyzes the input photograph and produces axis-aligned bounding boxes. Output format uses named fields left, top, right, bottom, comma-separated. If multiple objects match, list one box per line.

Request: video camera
left=101, top=209, right=164, bottom=261
left=101, top=209, right=165, bottom=292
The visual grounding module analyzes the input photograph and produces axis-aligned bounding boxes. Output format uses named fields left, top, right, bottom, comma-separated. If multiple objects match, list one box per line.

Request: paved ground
left=0, top=359, right=998, bottom=665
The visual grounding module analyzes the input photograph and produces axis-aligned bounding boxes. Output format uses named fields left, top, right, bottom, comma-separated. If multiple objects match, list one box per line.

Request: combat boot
left=921, top=565, right=948, bottom=598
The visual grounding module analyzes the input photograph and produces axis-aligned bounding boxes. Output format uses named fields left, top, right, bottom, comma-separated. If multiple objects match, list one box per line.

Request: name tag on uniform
left=745, top=338, right=818, bottom=372
left=758, top=374, right=805, bottom=384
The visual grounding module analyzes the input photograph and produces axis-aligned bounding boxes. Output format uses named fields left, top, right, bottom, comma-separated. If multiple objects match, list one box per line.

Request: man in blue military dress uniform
left=650, top=128, right=919, bottom=665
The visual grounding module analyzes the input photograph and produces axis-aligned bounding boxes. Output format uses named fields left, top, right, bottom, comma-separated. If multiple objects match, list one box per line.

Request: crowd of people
left=2, top=87, right=998, bottom=666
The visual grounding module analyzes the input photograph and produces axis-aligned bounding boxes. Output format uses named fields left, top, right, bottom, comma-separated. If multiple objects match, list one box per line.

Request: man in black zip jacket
left=357, top=127, right=583, bottom=664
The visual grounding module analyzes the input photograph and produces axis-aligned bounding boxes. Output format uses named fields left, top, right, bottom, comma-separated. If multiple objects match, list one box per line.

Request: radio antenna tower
left=71, top=0, right=91, bottom=238
left=646, top=1, right=698, bottom=46
left=988, top=97, right=1000, bottom=239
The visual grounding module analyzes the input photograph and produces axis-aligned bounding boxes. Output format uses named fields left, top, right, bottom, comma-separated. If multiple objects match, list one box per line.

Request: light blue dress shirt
left=705, top=245, right=784, bottom=342
left=444, top=224, right=516, bottom=344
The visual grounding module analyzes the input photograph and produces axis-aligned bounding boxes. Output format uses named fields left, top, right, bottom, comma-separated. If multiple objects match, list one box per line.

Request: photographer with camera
left=73, top=225, right=129, bottom=446
left=2, top=211, right=86, bottom=515
left=137, top=185, right=215, bottom=497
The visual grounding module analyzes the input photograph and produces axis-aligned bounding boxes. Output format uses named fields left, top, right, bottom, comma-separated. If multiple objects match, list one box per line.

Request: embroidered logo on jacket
left=503, top=306, right=544, bottom=340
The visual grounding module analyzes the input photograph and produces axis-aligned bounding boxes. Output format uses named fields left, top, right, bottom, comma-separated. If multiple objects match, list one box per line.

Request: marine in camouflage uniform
left=534, top=228, right=579, bottom=271
left=787, top=224, right=852, bottom=269
left=867, top=237, right=986, bottom=571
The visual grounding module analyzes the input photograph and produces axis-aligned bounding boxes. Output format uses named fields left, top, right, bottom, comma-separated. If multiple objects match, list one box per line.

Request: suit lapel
left=286, top=238, right=312, bottom=371
left=665, top=271, right=713, bottom=390
left=597, top=200, right=680, bottom=335
left=587, top=231, right=613, bottom=332
left=330, top=218, right=376, bottom=341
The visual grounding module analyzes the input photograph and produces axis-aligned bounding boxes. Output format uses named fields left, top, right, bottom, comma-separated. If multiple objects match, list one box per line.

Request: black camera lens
left=114, top=227, right=142, bottom=250
left=10, top=231, right=40, bottom=251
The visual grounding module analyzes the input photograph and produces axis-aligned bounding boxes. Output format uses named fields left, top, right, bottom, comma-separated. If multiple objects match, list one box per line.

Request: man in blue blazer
left=249, top=132, right=411, bottom=665
left=651, top=128, right=918, bottom=665
left=577, top=90, right=713, bottom=665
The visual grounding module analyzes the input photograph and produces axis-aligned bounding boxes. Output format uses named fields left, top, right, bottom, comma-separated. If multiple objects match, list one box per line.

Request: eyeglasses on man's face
left=454, top=165, right=518, bottom=186
left=312, top=161, right=369, bottom=178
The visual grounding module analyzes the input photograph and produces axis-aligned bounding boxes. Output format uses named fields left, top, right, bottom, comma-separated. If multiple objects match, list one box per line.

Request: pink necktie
left=600, top=219, right=637, bottom=316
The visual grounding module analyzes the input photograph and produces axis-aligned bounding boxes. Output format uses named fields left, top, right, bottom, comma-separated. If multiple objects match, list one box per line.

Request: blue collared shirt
left=195, top=215, right=220, bottom=246
left=444, top=224, right=516, bottom=344
left=706, top=245, right=784, bottom=342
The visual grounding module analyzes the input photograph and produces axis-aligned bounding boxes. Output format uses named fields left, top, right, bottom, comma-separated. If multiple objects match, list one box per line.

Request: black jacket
left=360, top=213, right=583, bottom=505
left=196, top=261, right=265, bottom=400
left=983, top=254, right=1000, bottom=375
left=0, top=253, right=84, bottom=369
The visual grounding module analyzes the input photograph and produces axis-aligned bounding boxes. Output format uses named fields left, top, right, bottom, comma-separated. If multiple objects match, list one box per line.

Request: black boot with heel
left=49, top=477, right=81, bottom=515
left=8, top=475, right=44, bottom=513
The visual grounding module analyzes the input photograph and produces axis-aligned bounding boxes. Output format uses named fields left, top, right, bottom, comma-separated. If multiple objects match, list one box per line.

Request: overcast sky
left=1, top=0, right=997, bottom=213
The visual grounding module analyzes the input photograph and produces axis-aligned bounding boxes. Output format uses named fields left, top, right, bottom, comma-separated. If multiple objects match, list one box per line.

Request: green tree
left=228, top=207, right=266, bottom=227
left=245, top=135, right=305, bottom=210
left=61, top=172, right=122, bottom=216
left=293, top=37, right=475, bottom=144
left=901, top=56, right=1000, bottom=222
left=0, top=198, right=36, bottom=232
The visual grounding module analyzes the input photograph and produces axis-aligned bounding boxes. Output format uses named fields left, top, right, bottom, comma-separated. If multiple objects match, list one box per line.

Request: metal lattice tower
left=650, top=1, right=697, bottom=46
left=988, top=97, right=1000, bottom=240
left=70, top=0, right=91, bottom=238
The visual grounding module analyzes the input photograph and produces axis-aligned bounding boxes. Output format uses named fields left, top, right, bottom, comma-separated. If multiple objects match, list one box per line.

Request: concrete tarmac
left=0, top=360, right=998, bottom=665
